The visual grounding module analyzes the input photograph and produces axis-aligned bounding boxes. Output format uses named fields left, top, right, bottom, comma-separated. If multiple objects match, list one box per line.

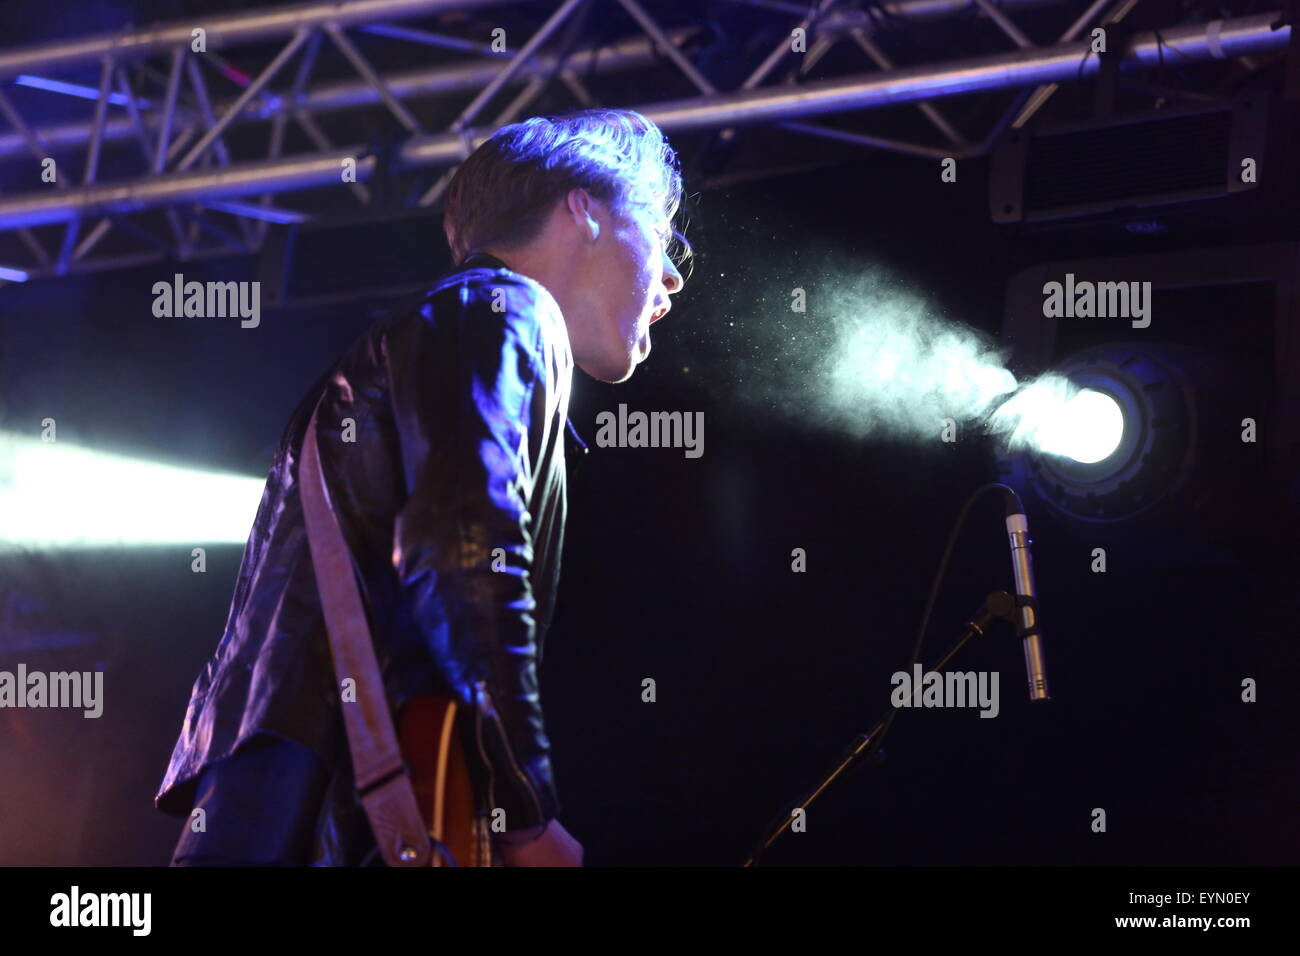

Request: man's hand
left=494, top=819, right=583, bottom=867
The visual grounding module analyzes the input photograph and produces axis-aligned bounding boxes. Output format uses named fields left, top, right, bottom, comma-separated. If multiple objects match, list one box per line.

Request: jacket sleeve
left=385, top=275, right=559, bottom=828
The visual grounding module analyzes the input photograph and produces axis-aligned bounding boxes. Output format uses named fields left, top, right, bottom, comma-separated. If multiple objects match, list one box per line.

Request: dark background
left=1, top=0, right=1298, bottom=866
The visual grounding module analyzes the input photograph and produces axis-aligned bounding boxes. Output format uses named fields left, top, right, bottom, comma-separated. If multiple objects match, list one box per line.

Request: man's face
left=569, top=192, right=684, bottom=383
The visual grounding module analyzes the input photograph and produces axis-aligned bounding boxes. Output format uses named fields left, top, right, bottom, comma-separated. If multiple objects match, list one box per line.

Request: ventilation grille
left=1023, top=110, right=1233, bottom=213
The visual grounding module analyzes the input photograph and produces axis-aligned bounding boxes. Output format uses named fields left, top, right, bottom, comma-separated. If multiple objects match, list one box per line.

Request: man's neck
left=480, top=245, right=577, bottom=318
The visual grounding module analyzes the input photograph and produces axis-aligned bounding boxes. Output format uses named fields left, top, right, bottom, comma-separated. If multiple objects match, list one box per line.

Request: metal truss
left=0, top=0, right=1290, bottom=282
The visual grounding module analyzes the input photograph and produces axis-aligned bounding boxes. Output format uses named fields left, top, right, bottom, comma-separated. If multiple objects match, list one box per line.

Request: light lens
left=1038, top=389, right=1124, bottom=464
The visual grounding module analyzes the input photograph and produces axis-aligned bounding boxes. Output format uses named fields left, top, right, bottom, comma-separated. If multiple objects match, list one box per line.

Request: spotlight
left=998, top=242, right=1300, bottom=566
left=995, top=343, right=1197, bottom=524
left=998, top=385, right=1126, bottom=466
left=1044, top=390, right=1124, bottom=464
left=992, top=341, right=1280, bottom=563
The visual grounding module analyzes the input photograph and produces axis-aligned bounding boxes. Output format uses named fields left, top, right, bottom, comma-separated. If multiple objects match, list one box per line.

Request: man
left=154, top=108, right=688, bottom=866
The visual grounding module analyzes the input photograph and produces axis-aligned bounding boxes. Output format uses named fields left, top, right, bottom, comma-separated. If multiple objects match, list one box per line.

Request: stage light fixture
left=996, top=342, right=1203, bottom=525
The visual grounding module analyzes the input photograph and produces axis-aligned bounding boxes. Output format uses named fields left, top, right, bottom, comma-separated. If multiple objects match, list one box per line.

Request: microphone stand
left=741, top=590, right=1019, bottom=867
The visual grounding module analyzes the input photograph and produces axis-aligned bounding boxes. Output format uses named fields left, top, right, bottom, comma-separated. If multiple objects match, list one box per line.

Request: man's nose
left=651, top=252, right=683, bottom=324
left=662, top=249, right=684, bottom=295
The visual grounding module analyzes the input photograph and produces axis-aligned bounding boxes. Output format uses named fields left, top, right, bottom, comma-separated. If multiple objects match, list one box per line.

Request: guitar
left=398, top=694, right=493, bottom=866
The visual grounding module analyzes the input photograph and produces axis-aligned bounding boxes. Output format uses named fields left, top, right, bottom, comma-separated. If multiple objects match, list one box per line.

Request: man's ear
left=566, top=187, right=601, bottom=243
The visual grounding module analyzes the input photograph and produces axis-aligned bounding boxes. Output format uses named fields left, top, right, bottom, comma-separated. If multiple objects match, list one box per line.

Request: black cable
left=871, top=480, right=1015, bottom=750
left=907, top=481, right=1016, bottom=671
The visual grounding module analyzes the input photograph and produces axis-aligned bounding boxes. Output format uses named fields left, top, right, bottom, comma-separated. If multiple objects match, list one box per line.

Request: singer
left=152, top=109, right=689, bottom=866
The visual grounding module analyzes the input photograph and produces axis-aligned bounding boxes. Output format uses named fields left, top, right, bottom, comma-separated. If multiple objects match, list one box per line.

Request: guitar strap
left=299, top=396, right=433, bottom=868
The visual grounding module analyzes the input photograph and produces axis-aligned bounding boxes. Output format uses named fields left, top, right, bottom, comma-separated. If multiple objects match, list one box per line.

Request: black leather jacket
left=155, top=252, right=574, bottom=860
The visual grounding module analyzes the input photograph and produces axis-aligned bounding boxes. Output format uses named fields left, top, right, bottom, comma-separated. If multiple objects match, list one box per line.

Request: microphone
left=1003, top=488, right=1050, bottom=701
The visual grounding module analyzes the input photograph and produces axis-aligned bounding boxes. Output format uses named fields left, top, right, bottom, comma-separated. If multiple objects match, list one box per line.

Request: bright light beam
left=0, top=433, right=264, bottom=548
left=1041, top=389, right=1124, bottom=463
left=814, top=274, right=1020, bottom=441
left=988, top=379, right=1125, bottom=463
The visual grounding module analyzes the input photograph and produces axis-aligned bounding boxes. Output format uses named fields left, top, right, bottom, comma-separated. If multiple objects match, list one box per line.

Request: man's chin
left=577, top=355, right=637, bottom=384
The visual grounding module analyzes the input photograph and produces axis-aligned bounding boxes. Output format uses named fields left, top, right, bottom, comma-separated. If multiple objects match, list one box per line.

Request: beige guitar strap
left=299, top=397, right=433, bottom=867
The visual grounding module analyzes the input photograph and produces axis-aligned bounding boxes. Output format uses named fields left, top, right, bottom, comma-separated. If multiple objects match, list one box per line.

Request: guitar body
left=398, top=693, right=492, bottom=866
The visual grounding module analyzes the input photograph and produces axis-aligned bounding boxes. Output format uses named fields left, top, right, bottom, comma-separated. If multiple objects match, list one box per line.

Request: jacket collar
left=456, top=251, right=511, bottom=272
left=446, top=250, right=588, bottom=456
